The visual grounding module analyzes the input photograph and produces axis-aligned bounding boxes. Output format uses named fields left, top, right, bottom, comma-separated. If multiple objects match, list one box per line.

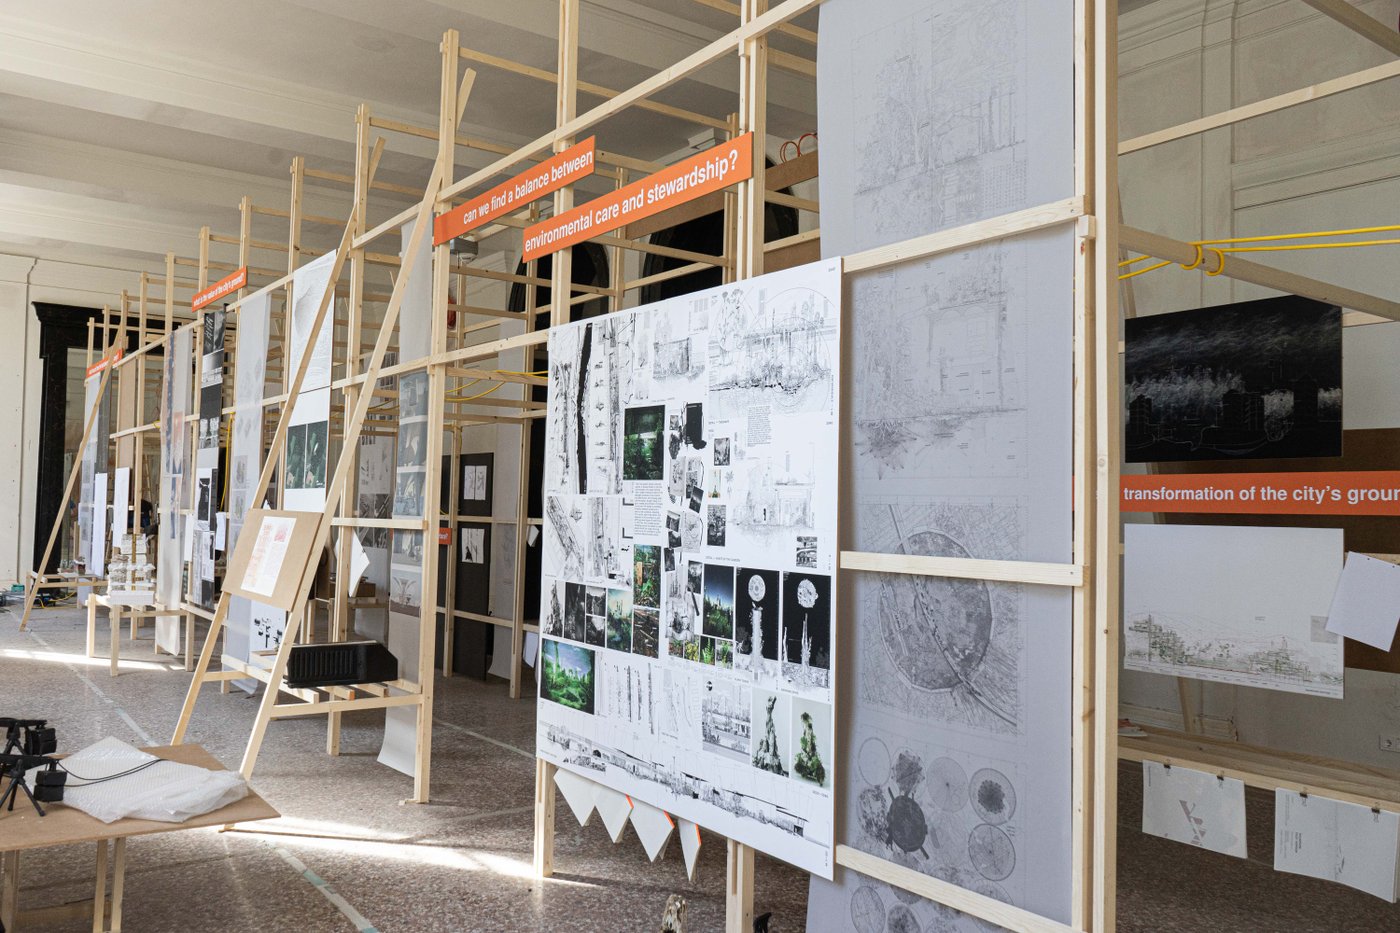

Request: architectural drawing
left=815, top=0, right=1078, bottom=919
left=1125, top=297, right=1342, bottom=462
left=536, top=261, right=842, bottom=878
left=1124, top=524, right=1345, bottom=698
left=707, top=283, right=837, bottom=422
left=853, top=736, right=1023, bottom=903
left=852, top=244, right=1030, bottom=482
left=856, top=500, right=1023, bottom=734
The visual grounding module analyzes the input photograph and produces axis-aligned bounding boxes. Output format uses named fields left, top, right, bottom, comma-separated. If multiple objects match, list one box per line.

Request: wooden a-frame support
left=170, top=74, right=467, bottom=798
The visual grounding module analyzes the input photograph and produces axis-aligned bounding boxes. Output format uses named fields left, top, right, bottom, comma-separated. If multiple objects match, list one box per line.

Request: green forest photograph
left=703, top=564, right=735, bottom=639
left=633, top=544, right=661, bottom=608
left=540, top=639, right=596, bottom=714
left=623, top=405, right=666, bottom=480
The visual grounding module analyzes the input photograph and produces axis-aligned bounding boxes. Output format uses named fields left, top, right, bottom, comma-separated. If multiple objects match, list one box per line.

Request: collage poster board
left=226, top=292, right=285, bottom=681
left=194, top=307, right=226, bottom=607
left=378, top=216, right=434, bottom=777
left=156, top=326, right=191, bottom=653
left=284, top=250, right=335, bottom=514
left=76, top=370, right=109, bottom=603
left=534, top=259, right=842, bottom=876
left=809, top=0, right=1078, bottom=926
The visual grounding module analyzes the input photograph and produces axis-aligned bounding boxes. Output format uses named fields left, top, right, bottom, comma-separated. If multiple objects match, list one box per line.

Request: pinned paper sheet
left=376, top=704, right=417, bottom=778
left=523, top=632, right=539, bottom=668
left=629, top=798, right=674, bottom=861
left=337, top=532, right=371, bottom=595
left=215, top=512, right=228, bottom=552
left=553, top=768, right=599, bottom=827
left=1142, top=761, right=1247, bottom=858
left=182, top=514, right=196, bottom=562
left=676, top=817, right=702, bottom=880
left=1275, top=790, right=1400, bottom=902
left=594, top=784, right=634, bottom=843
left=1325, top=552, right=1400, bottom=651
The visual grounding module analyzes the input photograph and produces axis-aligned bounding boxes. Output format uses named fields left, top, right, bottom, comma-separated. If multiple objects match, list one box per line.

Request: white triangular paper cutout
left=553, top=768, right=599, bottom=827
left=676, top=818, right=702, bottom=880
left=630, top=798, right=675, bottom=862
left=594, top=785, right=634, bottom=842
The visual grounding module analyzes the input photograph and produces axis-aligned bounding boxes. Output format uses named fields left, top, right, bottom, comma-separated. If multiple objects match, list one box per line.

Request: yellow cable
left=1196, top=223, right=1400, bottom=246
left=1118, top=260, right=1173, bottom=281
left=1216, top=238, right=1400, bottom=254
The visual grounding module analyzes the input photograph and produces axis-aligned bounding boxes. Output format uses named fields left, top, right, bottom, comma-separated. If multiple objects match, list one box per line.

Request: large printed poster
left=534, top=259, right=841, bottom=876
left=156, top=327, right=191, bottom=652
left=285, top=250, right=335, bottom=514
left=226, top=293, right=285, bottom=682
left=809, top=0, right=1078, bottom=926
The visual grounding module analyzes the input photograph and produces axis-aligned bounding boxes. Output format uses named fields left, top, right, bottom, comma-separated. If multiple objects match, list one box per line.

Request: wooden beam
left=459, top=46, right=731, bottom=130
left=840, top=551, right=1084, bottom=587
left=1119, top=59, right=1400, bottom=154
left=1298, top=0, right=1400, bottom=56
left=1118, top=225, right=1400, bottom=321
left=438, top=0, right=825, bottom=203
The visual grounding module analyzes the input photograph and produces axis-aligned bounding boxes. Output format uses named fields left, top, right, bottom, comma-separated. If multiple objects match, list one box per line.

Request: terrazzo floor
left=3, top=605, right=1397, bottom=932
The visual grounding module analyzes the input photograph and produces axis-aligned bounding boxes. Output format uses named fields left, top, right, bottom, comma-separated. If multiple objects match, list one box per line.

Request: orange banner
left=192, top=266, right=248, bottom=312
left=522, top=133, right=754, bottom=261
left=438, top=526, right=452, bottom=546
left=86, top=348, right=124, bottom=379
left=1121, top=471, right=1400, bottom=516
left=434, top=137, right=597, bottom=246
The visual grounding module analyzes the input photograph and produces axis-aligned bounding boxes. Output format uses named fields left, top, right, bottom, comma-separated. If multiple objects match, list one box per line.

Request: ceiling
left=0, top=0, right=819, bottom=306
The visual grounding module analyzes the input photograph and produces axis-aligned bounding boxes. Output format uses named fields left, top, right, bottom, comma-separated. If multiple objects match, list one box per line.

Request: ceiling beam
left=1298, top=0, right=1400, bottom=56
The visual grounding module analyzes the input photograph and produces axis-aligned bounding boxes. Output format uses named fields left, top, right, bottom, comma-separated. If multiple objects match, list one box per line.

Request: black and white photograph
left=392, top=529, right=423, bottom=563
left=706, top=503, right=727, bottom=547
left=285, top=424, right=306, bottom=489
left=303, top=420, right=327, bottom=489
left=782, top=571, right=832, bottom=673
left=734, top=567, right=779, bottom=662
left=393, top=469, right=425, bottom=517
left=399, top=372, right=428, bottom=419
left=700, top=679, right=751, bottom=763
left=564, top=581, right=586, bottom=643
left=460, top=526, right=486, bottom=564
left=1125, top=295, right=1342, bottom=462
left=795, top=535, right=817, bottom=568
left=397, top=420, right=428, bottom=468
left=388, top=566, right=422, bottom=616
left=713, top=436, right=731, bottom=466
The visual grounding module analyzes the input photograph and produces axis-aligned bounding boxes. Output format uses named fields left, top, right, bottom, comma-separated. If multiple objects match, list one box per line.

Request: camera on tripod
left=2, top=718, right=57, bottom=757
left=0, top=718, right=65, bottom=817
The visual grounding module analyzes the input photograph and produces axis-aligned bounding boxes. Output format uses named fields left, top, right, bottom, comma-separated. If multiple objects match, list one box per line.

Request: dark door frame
left=32, top=302, right=108, bottom=574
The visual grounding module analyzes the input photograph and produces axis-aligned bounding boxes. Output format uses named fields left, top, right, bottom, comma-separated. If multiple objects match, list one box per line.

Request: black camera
left=1, top=718, right=57, bottom=757
left=34, top=765, right=67, bottom=803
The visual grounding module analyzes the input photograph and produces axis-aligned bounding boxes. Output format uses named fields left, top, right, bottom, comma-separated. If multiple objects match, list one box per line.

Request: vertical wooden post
left=736, top=0, right=768, bottom=280
left=406, top=27, right=462, bottom=805
left=533, top=757, right=557, bottom=877
left=1091, top=0, right=1121, bottom=930
left=725, top=837, right=755, bottom=933
left=509, top=203, right=543, bottom=700
left=442, top=426, right=461, bottom=677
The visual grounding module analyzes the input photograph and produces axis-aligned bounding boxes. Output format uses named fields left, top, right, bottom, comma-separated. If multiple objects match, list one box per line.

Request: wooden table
left=0, top=744, right=279, bottom=931
left=85, top=595, right=188, bottom=676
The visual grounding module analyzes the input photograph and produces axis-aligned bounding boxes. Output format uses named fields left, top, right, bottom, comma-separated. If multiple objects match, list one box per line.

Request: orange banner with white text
left=192, top=266, right=247, bottom=312
left=1121, top=471, right=1400, bottom=516
left=522, top=133, right=754, bottom=261
left=86, top=349, right=124, bottom=379
left=434, top=138, right=597, bottom=246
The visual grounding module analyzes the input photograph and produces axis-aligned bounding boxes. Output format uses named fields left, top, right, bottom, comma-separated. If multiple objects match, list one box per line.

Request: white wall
left=0, top=252, right=147, bottom=587
left=1119, top=0, right=1400, bottom=769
